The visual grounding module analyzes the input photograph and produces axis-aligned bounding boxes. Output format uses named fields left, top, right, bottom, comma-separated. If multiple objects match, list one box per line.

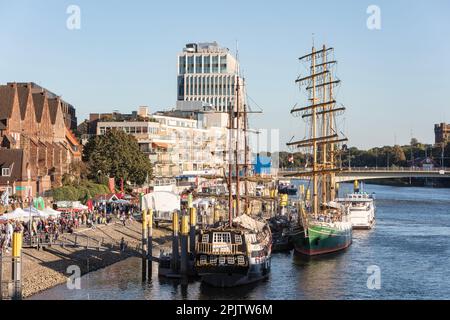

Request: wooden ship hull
left=194, top=215, right=272, bottom=287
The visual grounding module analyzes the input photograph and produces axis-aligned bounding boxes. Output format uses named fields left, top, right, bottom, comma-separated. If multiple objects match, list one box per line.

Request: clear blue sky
left=1, top=0, right=449, bottom=150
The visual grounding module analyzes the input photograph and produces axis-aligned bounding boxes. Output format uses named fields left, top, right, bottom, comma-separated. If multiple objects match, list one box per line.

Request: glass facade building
left=177, top=42, right=244, bottom=112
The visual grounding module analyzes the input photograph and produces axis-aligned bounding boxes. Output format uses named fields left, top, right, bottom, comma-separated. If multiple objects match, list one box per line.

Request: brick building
left=0, top=82, right=81, bottom=199
left=435, top=123, right=450, bottom=145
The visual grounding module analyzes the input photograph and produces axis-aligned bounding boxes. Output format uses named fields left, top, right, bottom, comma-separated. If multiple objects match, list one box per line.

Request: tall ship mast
left=288, top=44, right=352, bottom=256
left=194, top=65, right=272, bottom=287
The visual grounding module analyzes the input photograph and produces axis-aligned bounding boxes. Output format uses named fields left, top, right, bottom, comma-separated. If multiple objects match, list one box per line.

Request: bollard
left=171, top=211, right=179, bottom=273
left=213, top=206, right=220, bottom=224
left=180, top=214, right=189, bottom=277
left=189, top=207, right=196, bottom=256
left=354, top=180, right=360, bottom=193
left=299, top=185, right=305, bottom=198
left=12, top=231, right=23, bottom=300
left=142, top=209, right=148, bottom=281
left=147, top=209, right=153, bottom=278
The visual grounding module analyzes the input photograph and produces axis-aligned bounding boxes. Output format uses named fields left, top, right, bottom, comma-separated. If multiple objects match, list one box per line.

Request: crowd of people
left=0, top=202, right=139, bottom=255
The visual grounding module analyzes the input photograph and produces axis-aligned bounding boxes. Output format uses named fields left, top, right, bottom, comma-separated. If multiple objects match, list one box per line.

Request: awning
left=152, top=142, right=168, bottom=149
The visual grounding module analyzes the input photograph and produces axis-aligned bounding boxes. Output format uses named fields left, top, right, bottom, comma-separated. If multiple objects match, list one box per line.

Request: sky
left=1, top=0, right=449, bottom=150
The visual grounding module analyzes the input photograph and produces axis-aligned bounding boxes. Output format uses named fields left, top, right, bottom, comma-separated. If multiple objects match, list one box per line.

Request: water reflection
left=30, top=184, right=450, bottom=300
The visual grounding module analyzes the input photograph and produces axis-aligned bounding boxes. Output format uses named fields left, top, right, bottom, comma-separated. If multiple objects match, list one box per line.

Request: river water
left=30, top=184, right=450, bottom=300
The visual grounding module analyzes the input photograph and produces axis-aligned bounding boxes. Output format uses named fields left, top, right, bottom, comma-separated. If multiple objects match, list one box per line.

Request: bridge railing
left=279, top=167, right=450, bottom=173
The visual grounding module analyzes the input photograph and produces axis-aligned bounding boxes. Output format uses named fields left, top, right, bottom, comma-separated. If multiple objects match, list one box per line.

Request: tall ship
left=336, top=181, right=376, bottom=229
left=286, top=44, right=352, bottom=256
left=194, top=72, right=272, bottom=287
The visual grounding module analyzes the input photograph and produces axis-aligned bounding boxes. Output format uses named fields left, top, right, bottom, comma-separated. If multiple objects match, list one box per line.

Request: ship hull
left=198, top=258, right=271, bottom=287
left=291, top=224, right=352, bottom=256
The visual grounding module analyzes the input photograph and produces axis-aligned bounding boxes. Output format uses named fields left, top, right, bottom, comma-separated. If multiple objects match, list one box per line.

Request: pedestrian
left=119, top=237, right=126, bottom=252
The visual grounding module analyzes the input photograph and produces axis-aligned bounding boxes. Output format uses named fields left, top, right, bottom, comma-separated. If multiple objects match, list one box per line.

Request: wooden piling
left=12, top=231, right=22, bottom=300
left=180, top=214, right=189, bottom=276
left=147, top=209, right=153, bottom=278
left=142, top=209, right=148, bottom=281
left=189, top=207, right=196, bottom=256
left=171, top=211, right=179, bottom=273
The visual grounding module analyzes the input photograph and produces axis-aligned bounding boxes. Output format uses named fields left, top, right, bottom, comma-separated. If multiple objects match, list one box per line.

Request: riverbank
left=20, top=220, right=172, bottom=298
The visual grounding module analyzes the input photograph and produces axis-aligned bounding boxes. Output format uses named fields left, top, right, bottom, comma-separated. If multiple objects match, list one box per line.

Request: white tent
left=142, top=191, right=180, bottom=212
left=21, top=207, right=47, bottom=220
left=0, top=208, right=28, bottom=221
left=43, top=207, right=61, bottom=218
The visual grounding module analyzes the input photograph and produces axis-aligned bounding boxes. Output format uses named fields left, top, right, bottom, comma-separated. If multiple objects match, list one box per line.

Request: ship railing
left=196, top=242, right=244, bottom=255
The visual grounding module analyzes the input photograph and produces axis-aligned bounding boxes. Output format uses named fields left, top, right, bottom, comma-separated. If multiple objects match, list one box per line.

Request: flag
left=108, top=178, right=115, bottom=193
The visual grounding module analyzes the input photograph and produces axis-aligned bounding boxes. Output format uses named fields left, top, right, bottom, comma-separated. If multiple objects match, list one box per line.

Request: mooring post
left=12, top=231, right=23, bottom=300
left=180, top=214, right=189, bottom=277
left=171, top=211, right=179, bottom=273
left=189, top=207, right=196, bottom=256
left=213, top=205, right=219, bottom=224
left=141, top=209, right=148, bottom=281
left=147, top=209, right=153, bottom=278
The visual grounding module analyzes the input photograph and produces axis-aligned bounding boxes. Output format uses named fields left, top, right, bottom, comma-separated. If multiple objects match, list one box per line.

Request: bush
left=51, top=180, right=111, bottom=202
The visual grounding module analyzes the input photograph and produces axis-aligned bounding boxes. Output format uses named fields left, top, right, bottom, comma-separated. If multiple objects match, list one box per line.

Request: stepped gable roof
left=47, top=97, right=60, bottom=124
left=0, top=85, right=16, bottom=120
left=32, top=92, right=47, bottom=122
left=17, top=84, right=33, bottom=120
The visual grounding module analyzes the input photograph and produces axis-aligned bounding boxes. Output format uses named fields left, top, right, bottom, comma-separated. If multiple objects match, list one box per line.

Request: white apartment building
left=96, top=111, right=229, bottom=178
left=177, top=42, right=244, bottom=113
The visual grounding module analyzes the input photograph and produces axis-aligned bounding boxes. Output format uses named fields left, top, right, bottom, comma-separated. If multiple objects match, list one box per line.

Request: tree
left=410, top=138, right=419, bottom=146
left=83, top=130, right=152, bottom=186
left=392, top=145, right=406, bottom=166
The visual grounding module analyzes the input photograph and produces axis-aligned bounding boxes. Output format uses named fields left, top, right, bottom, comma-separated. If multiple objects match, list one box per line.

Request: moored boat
left=195, top=215, right=272, bottom=287
left=268, top=215, right=293, bottom=252
left=286, top=44, right=353, bottom=257
left=336, top=192, right=375, bottom=229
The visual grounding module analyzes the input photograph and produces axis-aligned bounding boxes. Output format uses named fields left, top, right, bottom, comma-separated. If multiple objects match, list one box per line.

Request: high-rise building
left=177, top=42, right=244, bottom=112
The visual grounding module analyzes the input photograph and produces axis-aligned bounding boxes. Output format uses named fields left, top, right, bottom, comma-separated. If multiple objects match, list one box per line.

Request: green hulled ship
left=286, top=44, right=352, bottom=256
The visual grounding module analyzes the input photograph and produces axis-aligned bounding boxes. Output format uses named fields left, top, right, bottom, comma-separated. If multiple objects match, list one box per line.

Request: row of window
left=99, top=126, right=159, bottom=135
left=202, top=233, right=243, bottom=244
left=199, top=255, right=246, bottom=266
left=183, top=75, right=236, bottom=97
left=179, top=55, right=228, bottom=74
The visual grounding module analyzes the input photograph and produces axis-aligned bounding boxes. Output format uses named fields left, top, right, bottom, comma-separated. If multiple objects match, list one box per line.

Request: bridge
left=278, top=167, right=450, bottom=183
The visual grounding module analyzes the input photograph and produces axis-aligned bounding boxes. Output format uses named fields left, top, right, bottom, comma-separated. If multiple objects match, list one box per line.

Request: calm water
left=30, top=184, right=450, bottom=300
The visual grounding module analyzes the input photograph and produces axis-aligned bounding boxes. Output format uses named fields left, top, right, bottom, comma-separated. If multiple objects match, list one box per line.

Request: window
left=179, top=56, right=186, bottom=75
left=202, top=234, right=209, bottom=243
left=235, top=235, right=243, bottom=245
left=210, top=255, right=217, bottom=265
left=218, top=256, right=226, bottom=265
left=200, top=255, right=207, bottom=265
left=213, top=232, right=231, bottom=243
left=212, top=55, right=219, bottom=73
left=195, top=56, right=202, bottom=73
left=2, top=168, right=11, bottom=177
left=237, top=256, right=245, bottom=265
left=187, top=56, right=194, bottom=73
left=227, top=256, right=235, bottom=265
left=204, top=56, right=211, bottom=73
left=220, top=55, right=227, bottom=73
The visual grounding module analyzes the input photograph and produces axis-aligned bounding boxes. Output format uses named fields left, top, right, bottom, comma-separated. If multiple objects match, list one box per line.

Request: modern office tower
left=177, top=42, right=244, bottom=112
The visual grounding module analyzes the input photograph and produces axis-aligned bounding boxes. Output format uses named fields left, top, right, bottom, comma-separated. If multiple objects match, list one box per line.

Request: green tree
left=83, top=130, right=152, bottom=186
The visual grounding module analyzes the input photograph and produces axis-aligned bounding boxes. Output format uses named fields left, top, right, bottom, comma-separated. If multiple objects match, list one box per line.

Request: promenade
left=1, top=219, right=172, bottom=298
